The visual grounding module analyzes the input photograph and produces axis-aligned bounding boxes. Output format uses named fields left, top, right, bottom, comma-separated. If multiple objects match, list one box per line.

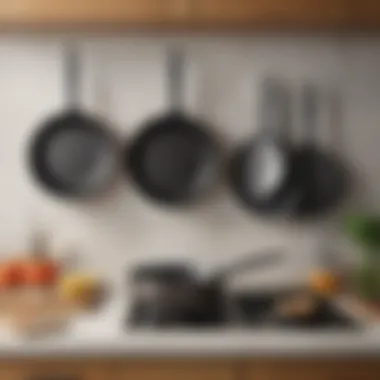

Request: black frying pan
left=229, top=78, right=295, bottom=215
left=127, top=48, right=221, bottom=205
left=28, top=45, right=118, bottom=198
left=292, top=85, right=349, bottom=218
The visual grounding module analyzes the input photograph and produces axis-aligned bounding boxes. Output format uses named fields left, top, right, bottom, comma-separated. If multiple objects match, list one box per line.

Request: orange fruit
left=308, top=270, right=339, bottom=296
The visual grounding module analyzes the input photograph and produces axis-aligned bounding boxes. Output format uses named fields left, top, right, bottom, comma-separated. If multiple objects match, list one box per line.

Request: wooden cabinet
left=244, top=359, right=380, bottom=380
left=0, top=358, right=378, bottom=380
left=190, top=0, right=352, bottom=29
left=349, top=0, right=380, bottom=27
left=0, top=0, right=175, bottom=26
left=0, top=0, right=379, bottom=29
left=116, top=360, right=235, bottom=380
left=0, top=360, right=111, bottom=380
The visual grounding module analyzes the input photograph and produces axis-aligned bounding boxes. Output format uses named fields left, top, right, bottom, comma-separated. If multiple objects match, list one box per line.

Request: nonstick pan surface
left=127, top=48, right=220, bottom=205
left=28, top=45, right=118, bottom=198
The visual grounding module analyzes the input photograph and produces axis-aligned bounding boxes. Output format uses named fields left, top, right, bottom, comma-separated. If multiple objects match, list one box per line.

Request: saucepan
left=129, top=250, right=284, bottom=327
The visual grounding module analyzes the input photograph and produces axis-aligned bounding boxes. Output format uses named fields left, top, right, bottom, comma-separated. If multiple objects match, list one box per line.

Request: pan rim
left=126, top=113, right=222, bottom=206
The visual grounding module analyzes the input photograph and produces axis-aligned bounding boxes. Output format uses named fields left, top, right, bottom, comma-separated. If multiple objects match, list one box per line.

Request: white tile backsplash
left=0, top=35, right=377, bottom=287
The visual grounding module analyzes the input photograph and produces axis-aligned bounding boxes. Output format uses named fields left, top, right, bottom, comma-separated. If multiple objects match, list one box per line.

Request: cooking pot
left=128, top=250, right=283, bottom=327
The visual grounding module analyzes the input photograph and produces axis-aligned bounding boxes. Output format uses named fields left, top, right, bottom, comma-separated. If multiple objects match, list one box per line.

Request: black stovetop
left=232, top=293, right=358, bottom=330
left=128, top=292, right=360, bottom=330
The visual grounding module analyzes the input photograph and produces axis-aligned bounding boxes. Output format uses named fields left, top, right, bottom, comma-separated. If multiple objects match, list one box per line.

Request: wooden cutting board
left=0, top=290, right=82, bottom=337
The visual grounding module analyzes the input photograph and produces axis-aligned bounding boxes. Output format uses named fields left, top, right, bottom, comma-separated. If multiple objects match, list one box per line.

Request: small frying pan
left=229, top=78, right=294, bottom=215
left=28, top=45, right=118, bottom=198
left=127, top=48, right=221, bottom=205
left=292, top=85, right=349, bottom=217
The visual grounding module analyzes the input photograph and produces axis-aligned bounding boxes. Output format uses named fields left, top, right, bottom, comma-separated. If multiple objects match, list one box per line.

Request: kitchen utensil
left=127, top=47, right=221, bottom=206
left=128, top=263, right=197, bottom=326
left=28, top=44, right=118, bottom=198
left=188, top=250, right=284, bottom=324
left=128, top=250, right=283, bottom=327
left=292, top=85, right=349, bottom=217
left=229, top=78, right=295, bottom=215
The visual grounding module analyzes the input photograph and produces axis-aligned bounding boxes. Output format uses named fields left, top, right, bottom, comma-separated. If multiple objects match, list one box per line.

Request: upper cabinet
left=0, top=0, right=182, bottom=26
left=190, top=0, right=353, bottom=29
left=348, top=0, right=380, bottom=28
left=0, top=0, right=378, bottom=29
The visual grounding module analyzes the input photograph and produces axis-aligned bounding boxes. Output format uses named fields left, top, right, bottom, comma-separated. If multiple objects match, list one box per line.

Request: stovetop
left=232, top=293, right=358, bottom=330
left=128, top=292, right=360, bottom=330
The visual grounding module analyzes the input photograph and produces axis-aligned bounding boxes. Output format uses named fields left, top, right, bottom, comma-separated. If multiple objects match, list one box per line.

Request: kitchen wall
left=0, top=35, right=378, bottom=288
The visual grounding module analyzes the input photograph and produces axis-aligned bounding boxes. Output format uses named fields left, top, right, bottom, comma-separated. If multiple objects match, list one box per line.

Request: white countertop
left=0, top=297, right=378, bottom=357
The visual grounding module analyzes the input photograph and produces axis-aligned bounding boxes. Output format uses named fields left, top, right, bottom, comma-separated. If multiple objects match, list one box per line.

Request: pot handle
left=212, top=249, right=284, bottom=282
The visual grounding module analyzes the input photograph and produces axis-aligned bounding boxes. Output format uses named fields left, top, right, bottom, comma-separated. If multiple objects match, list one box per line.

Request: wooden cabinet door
left=191, top=0, right=352, bottom=28
left=244, top=359, right=380, bottom=380
left=0, top=360, right=112, bottom=380
left=348, top=0, right=380, bottom=28
left=245, top=360, right=324, bottom=380
left=0, top=0, right=378, bottom=28
left=0, top=0, right=180, bottom=26
left=117, top=360, right=235, bottom=380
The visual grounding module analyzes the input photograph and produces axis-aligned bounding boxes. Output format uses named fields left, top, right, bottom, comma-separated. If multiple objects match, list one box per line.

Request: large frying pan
left=229, top=78, right=295, bottom=215
left=292, top=85, right=349, bottom=218
left=28, top=45, right=119, bottom=198
left=127, top=48, right=221, bottom=206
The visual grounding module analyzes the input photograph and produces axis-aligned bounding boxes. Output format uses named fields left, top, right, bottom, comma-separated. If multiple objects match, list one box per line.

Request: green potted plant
left=343, top=213, right=380, bottom=302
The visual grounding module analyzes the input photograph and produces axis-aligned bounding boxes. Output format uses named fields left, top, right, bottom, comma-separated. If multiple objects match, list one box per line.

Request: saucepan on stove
left=128, top=250, right=283, bottom=327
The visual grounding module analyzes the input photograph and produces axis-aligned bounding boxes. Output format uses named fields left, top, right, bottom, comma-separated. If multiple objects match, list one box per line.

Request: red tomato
left=0, top=261, right=24, bottom=288
left=23, top=261, right=59, bottom=286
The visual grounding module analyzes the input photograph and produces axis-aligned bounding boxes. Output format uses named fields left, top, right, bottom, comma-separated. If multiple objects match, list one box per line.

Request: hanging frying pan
left=292, top=85, right=349, bottom=218
left=229, top=78, right=295, bottom=215
left=28, top=44, right=118, bottom=198
left=127, top=47, right=221, bottom=206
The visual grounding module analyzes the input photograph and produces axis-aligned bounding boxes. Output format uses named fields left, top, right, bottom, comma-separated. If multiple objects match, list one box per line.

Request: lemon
left=59, top=274, right=101, bottom=307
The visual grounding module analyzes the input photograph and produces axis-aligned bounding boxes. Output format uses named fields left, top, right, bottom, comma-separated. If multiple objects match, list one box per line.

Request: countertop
left=0, top=297, right=378, bottom=357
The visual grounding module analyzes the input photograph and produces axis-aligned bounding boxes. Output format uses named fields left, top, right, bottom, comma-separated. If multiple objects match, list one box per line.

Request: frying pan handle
left=64, top=44, right=81, bottom=109
left=211, top=249, right=284, bottom=282
left=329, top=89, right=344, bottom=154
left=259, top=78, right=291, bottom=140
left=167, top=47, right=184, bottom=112
left=94, top=49, right=111, bottom=120
left=302, top=85, right=319, bottom=145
